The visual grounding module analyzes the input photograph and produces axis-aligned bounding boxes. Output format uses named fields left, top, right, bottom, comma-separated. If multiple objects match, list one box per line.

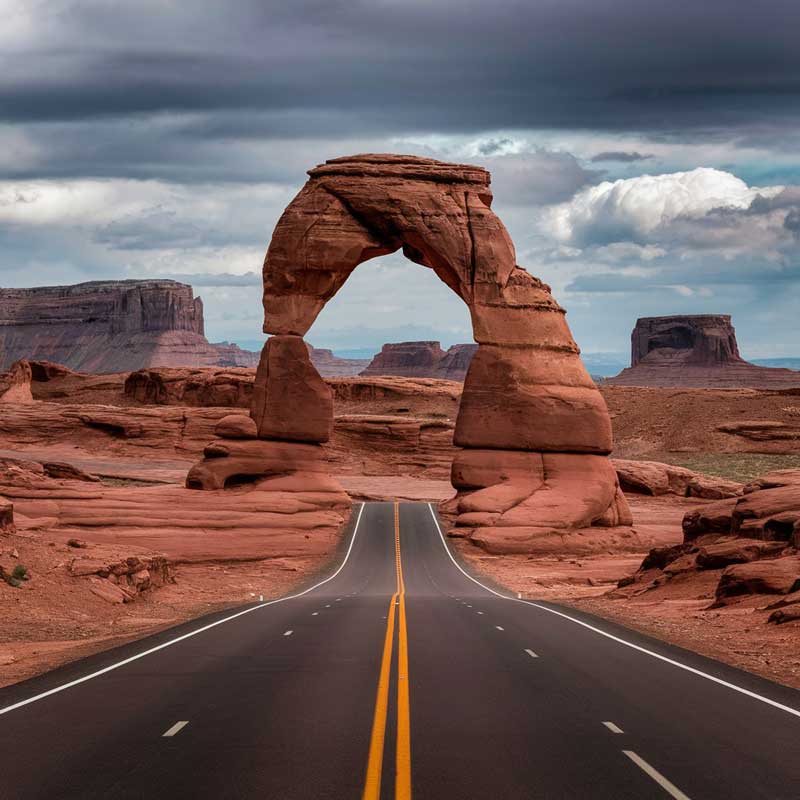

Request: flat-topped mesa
left=360, top=341, right=447, bottom=377
left=192, top=153, right=629, bottom=554
left=632, top=315, right=743, bottom=367
left=0, top=280, right=204, bottom=334
left=0, top=280, right=259, bottom=373
left=359, top=341, right=478, bottom=381
left=608, top=314, right=800, bottom=388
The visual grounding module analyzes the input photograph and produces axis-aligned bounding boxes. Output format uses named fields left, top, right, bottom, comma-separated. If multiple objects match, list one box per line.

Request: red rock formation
left=361, top=342, right=447, bottom=377
left=624, top=469, right=800, bottom=615
left=614, top=459, right=742, bottom=499
left=0, top=496, right=13, bottom=533
left=189, top=153, right=626, bottom=550
left=0, top=360, right=32, bottom=404
left=360, top=341, right=477, bottom=381
left=250, top=335, right=333, bottom=443
left=436, top=343, right=477, bottom=380
left=0, top=456, right=350, bottom=566
left=0, top=280, right=259, bottom=373
left=607, top=315, right=800, bottom=388
left=124, top=367, right=254, bottom=407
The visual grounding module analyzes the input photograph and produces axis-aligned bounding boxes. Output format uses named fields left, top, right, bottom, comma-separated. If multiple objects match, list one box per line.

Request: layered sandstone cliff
left=0, top=280, right=260, bottom=373
left=360, top=341, right=477, bottom=381
left=607, top=315, right=800, bottom=388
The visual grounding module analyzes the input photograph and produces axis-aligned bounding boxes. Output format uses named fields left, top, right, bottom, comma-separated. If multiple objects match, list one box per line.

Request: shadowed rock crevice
left=187, top=154, right=628, bottom=552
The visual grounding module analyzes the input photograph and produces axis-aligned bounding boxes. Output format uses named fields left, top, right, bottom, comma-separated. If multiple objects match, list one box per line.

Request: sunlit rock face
left=189, top=154, right=629, bottom=551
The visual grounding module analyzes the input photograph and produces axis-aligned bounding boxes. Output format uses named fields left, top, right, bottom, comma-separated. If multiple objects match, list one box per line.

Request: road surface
left=1, top=501, right=799, bottom=798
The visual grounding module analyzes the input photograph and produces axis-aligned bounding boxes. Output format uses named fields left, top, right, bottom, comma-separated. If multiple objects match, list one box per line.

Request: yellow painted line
left=395, top=503, right=412, bottom=800
left=362, top=590, right=398, bottom=800
left=362, top=503, right=413, bottom=800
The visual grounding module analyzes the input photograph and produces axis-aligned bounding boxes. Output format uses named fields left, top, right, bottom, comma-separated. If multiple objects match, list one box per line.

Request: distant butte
left=360, top=341, right=477, bottom=381
left=605, top=314, right=800, bottom=388
left=0, top=279, right=364, bottom=377
left=0, top=280, right=258, bottom=373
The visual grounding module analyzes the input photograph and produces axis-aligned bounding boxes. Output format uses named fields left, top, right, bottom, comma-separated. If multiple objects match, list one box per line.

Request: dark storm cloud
left=3, top=0, right=799, bottom=136
left=590, top=151, right=653, bottom=163
left=484, top=152, right=601, bottom=206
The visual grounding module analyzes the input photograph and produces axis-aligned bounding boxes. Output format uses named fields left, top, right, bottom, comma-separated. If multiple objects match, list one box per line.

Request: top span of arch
left=308, top=153, right=492, bottom=189
left=261, top=154, right=520, bottom=337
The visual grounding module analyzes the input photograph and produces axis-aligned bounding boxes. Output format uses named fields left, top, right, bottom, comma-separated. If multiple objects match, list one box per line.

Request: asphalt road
left=1, top=501, right=799, bottom=799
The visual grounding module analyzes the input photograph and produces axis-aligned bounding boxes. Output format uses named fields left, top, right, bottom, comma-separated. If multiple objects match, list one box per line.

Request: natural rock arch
left=188, top=154, right=631, bottom=553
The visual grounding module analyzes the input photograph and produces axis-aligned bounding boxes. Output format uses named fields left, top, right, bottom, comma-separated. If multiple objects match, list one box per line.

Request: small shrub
left=3, top=564, right=28, bottom=588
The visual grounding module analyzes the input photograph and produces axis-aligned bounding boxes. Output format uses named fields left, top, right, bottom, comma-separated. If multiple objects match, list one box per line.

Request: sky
left=1, top=1, right=799, bottom=359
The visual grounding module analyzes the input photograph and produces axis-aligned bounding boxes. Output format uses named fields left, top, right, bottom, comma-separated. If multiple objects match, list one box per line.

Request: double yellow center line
left=363, top=502, right=412, bottom=800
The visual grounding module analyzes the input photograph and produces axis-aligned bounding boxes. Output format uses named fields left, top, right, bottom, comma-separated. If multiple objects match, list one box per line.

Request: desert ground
left=1, top=361, right=798, bottom=689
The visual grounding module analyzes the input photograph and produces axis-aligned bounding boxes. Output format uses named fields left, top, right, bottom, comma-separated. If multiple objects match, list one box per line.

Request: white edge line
left=0, top=503, right=367, bottom=717
left=426, top=502, right=800, bottom=721
left=162, top=720, right=189, bottom=737
left=623, top=750, right=691, bottom=800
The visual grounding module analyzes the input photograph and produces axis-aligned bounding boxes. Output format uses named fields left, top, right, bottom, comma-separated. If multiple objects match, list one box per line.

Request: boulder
left=768, top=605, right=800, bottom=625
left=683, top=498, right=739, bottom=539
left=614, top=459, right=696, bottom=496
left=687, top=475, right=744, bottom=500
left=614, top=459, right=742, bottom=499
left=250, top=335, right=333, bottom=443
left=186, top=439, right=330, bottom=490
left=41, top=462, right=100, bottom=482
left=732, top=484, right=800, bottom=540
left=214, top=414, right=258, bottom=440
left=696, top=538, right=787, bottom=569
left=715, top=558, right=800, bottom=602
left=744, top=469, right=800, bottom=493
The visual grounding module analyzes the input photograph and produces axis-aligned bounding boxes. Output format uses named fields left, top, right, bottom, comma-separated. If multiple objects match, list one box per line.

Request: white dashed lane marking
left=603, top=721, right=624, bottom=734
left=312, top=612, right=319, bottom=616
left=162, top=721, right=189, bottom=737
left=284, top=630, right=293, bottom=637
left=524, top=649, right=538, bottom=659
left=495, top=626, right=504, bottom=631
left=623, top=751, right=691, bottom=800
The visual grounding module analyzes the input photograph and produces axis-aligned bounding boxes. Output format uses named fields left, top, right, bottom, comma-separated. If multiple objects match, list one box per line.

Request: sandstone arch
left=187, top=154, right=631, bottom=553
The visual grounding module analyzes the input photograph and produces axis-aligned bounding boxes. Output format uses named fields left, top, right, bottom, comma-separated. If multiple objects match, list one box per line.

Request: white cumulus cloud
left=546, top=167, right=783, bottom=246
